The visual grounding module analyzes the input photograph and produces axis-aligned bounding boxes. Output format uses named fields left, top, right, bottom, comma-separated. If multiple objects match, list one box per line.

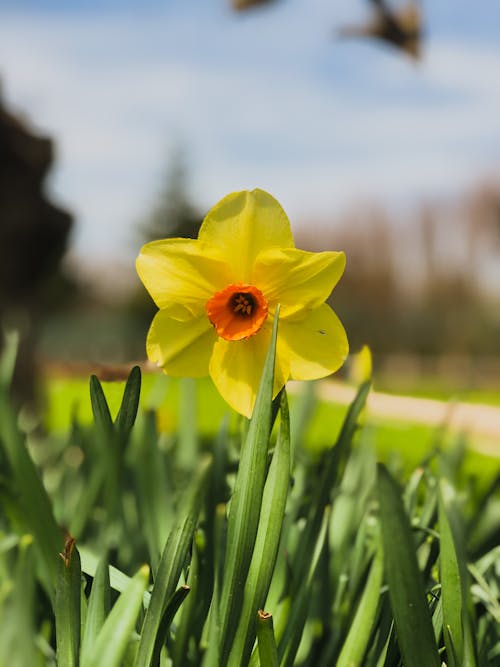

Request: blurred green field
left=41, top=372, right=499, bottom=484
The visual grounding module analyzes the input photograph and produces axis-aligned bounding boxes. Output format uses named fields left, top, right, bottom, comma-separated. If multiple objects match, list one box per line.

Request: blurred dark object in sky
left=338, top=0, right=423, bottom=60
left=0, top=90, right=72, bottom=404
left=230, top=0, right=276, bottom=11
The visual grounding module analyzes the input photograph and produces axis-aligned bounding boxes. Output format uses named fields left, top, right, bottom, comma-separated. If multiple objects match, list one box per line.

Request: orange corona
left=206, top=283, right=268, bottom=341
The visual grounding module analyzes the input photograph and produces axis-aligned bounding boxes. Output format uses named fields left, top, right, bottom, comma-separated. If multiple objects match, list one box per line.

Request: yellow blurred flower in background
left=136, top=189, right=348, bottom=417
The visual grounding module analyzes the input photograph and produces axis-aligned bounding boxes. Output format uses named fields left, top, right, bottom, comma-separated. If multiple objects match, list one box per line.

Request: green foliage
left=1, top=330, right=500, bottom=666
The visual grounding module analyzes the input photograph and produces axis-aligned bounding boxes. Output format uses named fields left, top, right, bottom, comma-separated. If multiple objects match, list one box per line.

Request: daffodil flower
left=136, top=189, right=348, bottom=417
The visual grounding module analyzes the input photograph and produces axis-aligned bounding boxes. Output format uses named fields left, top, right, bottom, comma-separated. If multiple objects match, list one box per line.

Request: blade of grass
left=257, top=611, right=279, bottom=667
left=438, top=478, right=477, bottom=667
left=177, top=377, right=198, bottom=470
left=336, top=545, right=384, bottom=667
left=135, top=456, right=211, bottom=667
left=218, top=308, right=280, bottom=664
left=0, top=535, right=38, bottom=667
left=55, top=536, right=82, bottom=667
left=278, top=508, right=330, bottom=667
left=171, top=533, right=202, bottom=666
left=200, top=504, right=226, bottom=667
left=228, top=389, right=291, bottom=666
left=377, top=464, right=441, bottom=667
left=80, top=555, right=111, bottom=666
left=86, top=565, right=150, bottom=667
left=0, top=395, right=62, bottom=600
left=89, top=375, right=114, bottom=439
left=131, top=410, right=173, bottom=572
left=0, top=329, right=19, bottom=389
left=89, top=374, right=120, bottom=518
left=115, top=365, right=141, bottom=445
left=151, top=585, right=190, bottom=666
left=292, top=381, right=371, bottom=594
left=79, top=546, right=147, bottom=597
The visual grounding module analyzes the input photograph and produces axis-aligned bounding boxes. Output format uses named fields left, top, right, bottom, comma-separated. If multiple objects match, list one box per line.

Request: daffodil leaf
left=114, top=365, right=141, bottom=444
left=228, top=389, right=291, bottom=665
left=0, top=390, right=61, bottom=601
left=85, top=565, right=149, bottom=667
left=0, top=536, right=38, bottom=667
left=256, top=611, right=279, bottom=667
left=150, top=585, right=190, bottom=667
left=336, top=545, right=384, bottom=667
left=438, top=479, right=477, bottom=667
left=377, top=464, right=441, bottom=667
left=135, top=456, right=211, bottom=667
left=277, top=507, right=330, bottom=667
left=55, top=540, right=82, bottom=667
left=291, top=380, right=371, bottom=593
left=130, top=410, right=173, bottom=573
left=89, top=374, right=114, bottom=440
left=0, top=329, right=19, bottom=392
left=80, top=554, right=111, bottom=667
left=218, top=307, right=280, bottom=663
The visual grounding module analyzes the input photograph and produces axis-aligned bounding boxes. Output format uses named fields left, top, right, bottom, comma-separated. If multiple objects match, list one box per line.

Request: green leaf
left=55, top=537, right=82, bottom=667
left=115, top=365, right=142, bottom=444
left=336, top=545, right=384, bottom=667
left=131, top=410, right=173, bottom=572
left=438, top=478, right=477, bottom=667
left=150, top=585, right=190, bottom=666
left=256, top=611, right=279, bottom=667
left=80, top=555, right=111, bottom=666
left=377, top=464, right=441, bottom=667
left=0, top=395, right=61, bottom=600
left=86, top=565, right=149, bottom=667
left=218, top=307, right=280, bottom=663
left=278, top=508, right=330, bottom=667
left=0, top=535, right=39, bottom=667
left=89, top=375, right=114, bottom=440
left=0, top=329, right=19, bottom=391
left=292, top=381, right=371, bottom=595
left=79, top=546, right=148, bottom=599
left=177, top=377, right=199, bottom=470
left=135, top=456, right=211, bottom=667
left=228, top=389, right=291, bottom=666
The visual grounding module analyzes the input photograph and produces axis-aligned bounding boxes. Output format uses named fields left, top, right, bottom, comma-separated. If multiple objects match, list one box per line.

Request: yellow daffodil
left=136, top=189, right=348, bottom=417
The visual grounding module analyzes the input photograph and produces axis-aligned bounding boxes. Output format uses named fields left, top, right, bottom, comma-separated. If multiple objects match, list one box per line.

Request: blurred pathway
left=313, top=380, right=500, bottom=459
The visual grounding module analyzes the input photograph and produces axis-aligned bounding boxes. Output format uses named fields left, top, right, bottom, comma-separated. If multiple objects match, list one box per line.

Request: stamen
left=232, top=293, right=254, bottom=316
left=206, top=283, right=268, bottom=341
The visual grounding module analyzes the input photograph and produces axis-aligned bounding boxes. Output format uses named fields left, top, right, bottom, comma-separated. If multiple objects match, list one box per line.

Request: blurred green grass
left=41, top=373, right=498, bottom=484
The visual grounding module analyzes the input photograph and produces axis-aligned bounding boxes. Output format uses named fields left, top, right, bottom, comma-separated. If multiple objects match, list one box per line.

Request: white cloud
left=1, top=7, right=499, bottom=264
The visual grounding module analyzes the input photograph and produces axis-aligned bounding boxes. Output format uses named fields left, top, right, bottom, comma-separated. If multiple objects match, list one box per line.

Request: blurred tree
left=297, top=186, right=500, bottom=362
left=139, top=149, right=202, bottom=243
left=466, top=184, right=500, bottom=289
left=0, top=90, right=73, bottom=404
left=127, top=150, right=204, bottom=340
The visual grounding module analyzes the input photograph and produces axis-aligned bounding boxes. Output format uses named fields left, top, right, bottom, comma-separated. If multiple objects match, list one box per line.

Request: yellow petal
left=253, top=248, right=346, bottom=318
left=278, top=304, right=348, bottom=380
left=136, top=238, right=232, bottom=315
left=198, top=189, right=294, bottom=282
left=209, top=325, right=289, bottom=417
left=147, top=310, right=216, bottom=377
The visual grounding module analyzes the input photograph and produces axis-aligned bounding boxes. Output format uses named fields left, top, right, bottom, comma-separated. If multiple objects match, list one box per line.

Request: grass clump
left=1, top=330, right=499, bottom=666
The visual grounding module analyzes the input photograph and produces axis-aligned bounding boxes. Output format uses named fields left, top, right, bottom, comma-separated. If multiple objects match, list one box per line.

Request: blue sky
left=1, top=0, right=500, bottom=266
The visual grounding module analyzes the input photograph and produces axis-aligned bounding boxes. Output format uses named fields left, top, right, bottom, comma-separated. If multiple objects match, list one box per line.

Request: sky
left=1, top=0, right=500, bottom=266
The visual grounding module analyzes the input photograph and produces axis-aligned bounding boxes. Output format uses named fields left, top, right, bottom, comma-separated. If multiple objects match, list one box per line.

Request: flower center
left=206, top=283, right=268, bottom=341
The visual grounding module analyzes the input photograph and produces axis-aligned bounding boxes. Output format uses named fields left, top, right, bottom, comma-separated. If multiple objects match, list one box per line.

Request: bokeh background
left=1, top=0, right=500, bottom=400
